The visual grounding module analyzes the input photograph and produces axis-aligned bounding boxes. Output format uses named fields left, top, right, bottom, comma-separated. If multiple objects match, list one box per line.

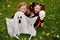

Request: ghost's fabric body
left=6, top=12, right=37, bottom=40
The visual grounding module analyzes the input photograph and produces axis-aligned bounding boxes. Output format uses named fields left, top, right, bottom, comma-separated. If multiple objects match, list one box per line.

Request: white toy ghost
left=39, top=10, right=45, bottom=20
left=6, top=12, right=37, bottom=40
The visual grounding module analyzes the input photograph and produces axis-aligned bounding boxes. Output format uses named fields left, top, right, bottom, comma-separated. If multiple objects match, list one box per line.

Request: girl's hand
left=41, top=22, right=44, bottom=27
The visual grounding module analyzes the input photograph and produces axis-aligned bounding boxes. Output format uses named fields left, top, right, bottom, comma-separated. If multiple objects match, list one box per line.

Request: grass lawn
left=0, top=0, right=60, bottom=40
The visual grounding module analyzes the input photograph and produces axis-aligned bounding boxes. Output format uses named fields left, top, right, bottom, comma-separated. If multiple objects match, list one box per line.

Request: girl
left=29, top=2, right=45, bottom=30
left=12, top=2, right=28, bottom=18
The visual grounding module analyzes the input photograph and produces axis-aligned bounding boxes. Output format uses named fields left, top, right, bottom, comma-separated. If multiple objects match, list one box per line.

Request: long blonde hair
left=17, top=2, right=27, bottom=9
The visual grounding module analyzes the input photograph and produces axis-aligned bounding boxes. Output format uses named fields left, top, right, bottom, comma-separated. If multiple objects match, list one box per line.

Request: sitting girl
left=29, top=2, right=45, bottom=30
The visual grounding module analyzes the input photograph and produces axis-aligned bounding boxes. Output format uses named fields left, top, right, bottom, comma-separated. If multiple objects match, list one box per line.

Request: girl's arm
left=39, top=10, right=45, bottom=27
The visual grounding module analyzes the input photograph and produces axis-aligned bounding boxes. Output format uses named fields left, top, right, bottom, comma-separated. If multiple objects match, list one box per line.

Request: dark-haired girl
left=29, top=2, right=45, bottom=30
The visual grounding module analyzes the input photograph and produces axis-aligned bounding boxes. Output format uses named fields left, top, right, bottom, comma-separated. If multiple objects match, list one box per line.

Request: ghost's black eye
left=17, top=17, right=19, bottom=19
left=20, top=16, right=22, bottom=18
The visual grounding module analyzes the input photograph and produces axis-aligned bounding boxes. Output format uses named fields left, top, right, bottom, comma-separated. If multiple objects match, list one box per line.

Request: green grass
left=0, top=0, right=60, bottom=40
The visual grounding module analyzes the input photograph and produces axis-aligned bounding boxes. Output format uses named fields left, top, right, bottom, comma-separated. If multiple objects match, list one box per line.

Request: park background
left=0, top=0, right=60, bottom=40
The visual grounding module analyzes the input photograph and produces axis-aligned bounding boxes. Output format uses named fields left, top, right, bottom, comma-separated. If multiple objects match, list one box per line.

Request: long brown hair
left=29, top=2, right=45, bottom=12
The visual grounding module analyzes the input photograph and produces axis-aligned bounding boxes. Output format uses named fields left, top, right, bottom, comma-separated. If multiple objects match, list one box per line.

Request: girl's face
left=18, top=5, right=27, bottom=13
left=34, top=5, right=41, bottom=13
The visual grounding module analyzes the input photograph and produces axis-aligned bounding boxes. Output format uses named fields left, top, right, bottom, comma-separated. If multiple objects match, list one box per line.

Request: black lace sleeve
left=40, top=19, right=44, bottom=23
left=24, top=13, right=31, bottom=17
